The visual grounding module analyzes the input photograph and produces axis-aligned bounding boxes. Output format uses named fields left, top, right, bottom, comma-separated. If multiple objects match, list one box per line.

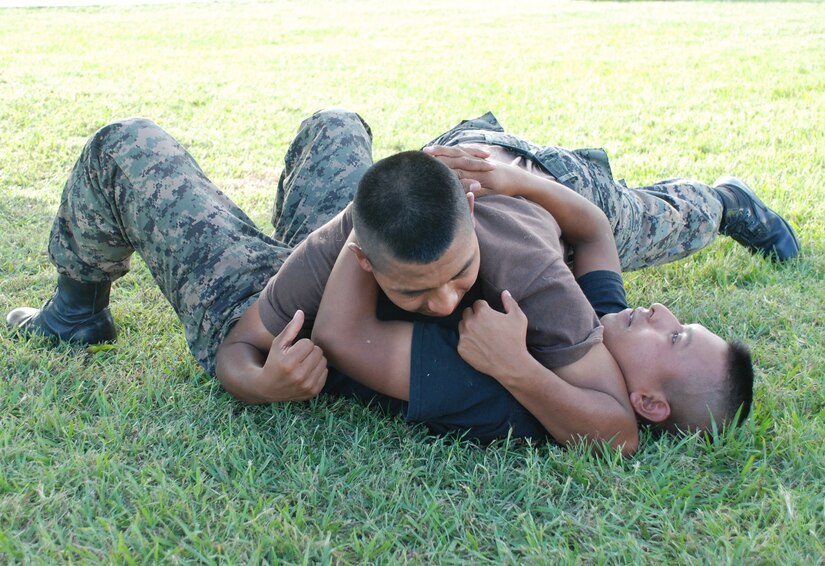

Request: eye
left=671, top=331, right=680, bottom=344
left=398, top=290, right=424, bottom=298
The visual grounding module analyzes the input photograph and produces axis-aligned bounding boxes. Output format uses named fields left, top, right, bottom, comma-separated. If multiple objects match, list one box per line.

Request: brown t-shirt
left=259, top=195, right=602, bottom=369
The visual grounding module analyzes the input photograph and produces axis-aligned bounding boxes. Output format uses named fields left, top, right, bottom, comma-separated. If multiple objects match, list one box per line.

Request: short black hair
left=724, top=340, right=754, bottom=427
left=352, top=150, right=471, bottom=272
left=650, top=339, right=755, bottom=437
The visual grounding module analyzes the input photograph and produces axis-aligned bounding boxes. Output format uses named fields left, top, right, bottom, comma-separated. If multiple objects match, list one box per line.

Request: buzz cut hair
left=723, top=340, right=754, bottom=427
left=352, top=150, right=472, bottom=272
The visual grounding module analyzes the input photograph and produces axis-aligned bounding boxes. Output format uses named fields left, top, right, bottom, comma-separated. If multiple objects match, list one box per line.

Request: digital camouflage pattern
left=47, top=108, right=720, bottom=373
left=425, top=111, right=723, bottom=271
left=272, top=109, right=373, bottom=246
left=48, top=110, right=370, bottom=374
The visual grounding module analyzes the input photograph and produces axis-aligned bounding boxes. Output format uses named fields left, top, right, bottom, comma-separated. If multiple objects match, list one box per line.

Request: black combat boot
left=6, top=274, right=117, bottom=344
left=714, top=176, right=800, bottom=262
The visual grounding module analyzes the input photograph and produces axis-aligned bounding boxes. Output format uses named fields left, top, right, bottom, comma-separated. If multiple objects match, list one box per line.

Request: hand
left=423, top=144, right=530, bottom=198
left=457, top=290, right=532, bottom=383
left=259, top=310, right=328, bottom=401
left=423, top=144, right=494, bottom=195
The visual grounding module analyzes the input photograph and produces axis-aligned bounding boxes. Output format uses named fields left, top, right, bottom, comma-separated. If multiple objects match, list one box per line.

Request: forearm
left=214, top=301, right=328, bottom=405
left=311, top=244, right=412, bottom=400
left=497, top=354, right=638, bottom=455
left=458, top=295, right=638, bottom=455
left=515, top=175, right=620, bottom=277
left=215, top=340, right=269, bottom=404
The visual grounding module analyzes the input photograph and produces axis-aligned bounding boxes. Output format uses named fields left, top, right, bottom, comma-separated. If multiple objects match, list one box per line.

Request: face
left=369, top=227, right=481, bottom=317
left=601, top=303, right=729, bottom=404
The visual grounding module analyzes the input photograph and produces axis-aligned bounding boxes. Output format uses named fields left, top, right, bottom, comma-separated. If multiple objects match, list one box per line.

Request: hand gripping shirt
left=259, top=195, right=602, bottom=370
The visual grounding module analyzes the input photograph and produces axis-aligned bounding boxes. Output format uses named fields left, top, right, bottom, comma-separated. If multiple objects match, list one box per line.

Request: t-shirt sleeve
left=474, top=196, right=603, bottom=369
left=258, top=206, right=353, bottom=336
left=576, top=270, right=628, bottom=318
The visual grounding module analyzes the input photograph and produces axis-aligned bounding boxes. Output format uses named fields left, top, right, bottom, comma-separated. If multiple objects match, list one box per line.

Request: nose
left=427, top=286, right=460, bottom=317
left=650, top=303, right=677, bottom=323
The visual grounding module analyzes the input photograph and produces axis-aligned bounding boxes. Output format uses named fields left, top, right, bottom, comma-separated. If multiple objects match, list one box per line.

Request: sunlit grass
left=1, top=1, right=823, bottom=562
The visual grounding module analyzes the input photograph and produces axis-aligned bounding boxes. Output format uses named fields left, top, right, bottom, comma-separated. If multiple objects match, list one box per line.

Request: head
left=350, top=150, right=481, bottom=317
left=601, top=303, right=754, bottom=435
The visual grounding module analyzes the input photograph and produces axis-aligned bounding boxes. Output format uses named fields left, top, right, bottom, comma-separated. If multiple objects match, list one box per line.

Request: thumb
left=276, top=309, right=305, bottom=351
left=501, top=290, right=520, bottom=314
left=460, top=179, right=482, bottom=194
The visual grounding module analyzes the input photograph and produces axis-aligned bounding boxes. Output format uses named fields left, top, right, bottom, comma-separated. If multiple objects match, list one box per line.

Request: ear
left=629, top=391, right=671, bottom=423
left=347, top=242, right=374, bottom=273
left=465, top=191, right=478, bottom=228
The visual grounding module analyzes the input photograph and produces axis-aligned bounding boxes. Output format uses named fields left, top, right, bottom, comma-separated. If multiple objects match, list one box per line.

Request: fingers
left=423, top=145, right=496, bottom=173
left=268, top=337, right=328, bottom=400
left=460, top=305, right=474, bottom=323
left=470, top=299, right=489, bottom=314
left=299, top=341, right=328, bottom=390
left=276, top=309, right=305, bottom=351
left=500, top=290, right=517, bottom=314
left=453, top=155, right=496, bottom=172
left=459, top=178, right=483, bottom=194
left=500, top=290, right=527, bottom=325
left=424, top=144, right=491, bottom=159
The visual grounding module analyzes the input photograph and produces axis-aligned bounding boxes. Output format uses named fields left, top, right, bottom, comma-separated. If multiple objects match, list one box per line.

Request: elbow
left=562, top=429, right=638, bottom=458
left=612, top=422, right=640, bottom=457
left=611, top=418, right=640, bottom=457
left=576, top=428, right=639, bottom=458
left=213, top=344, right=263, bottom=405
left=589, top=210, right=615, bottom=247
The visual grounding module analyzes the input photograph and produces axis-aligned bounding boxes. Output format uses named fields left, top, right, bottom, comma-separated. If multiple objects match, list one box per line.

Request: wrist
left=494, top=348, right=543, bottom=388
left=512, top=172, right=546, bottom=200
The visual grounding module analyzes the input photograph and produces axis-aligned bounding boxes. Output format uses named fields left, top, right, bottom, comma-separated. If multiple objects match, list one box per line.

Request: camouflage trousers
left=48, top=110, right=371, bottom=374
left=426, top=112, right=724, bottom=272
left=48, top=107, right=721, bottom=373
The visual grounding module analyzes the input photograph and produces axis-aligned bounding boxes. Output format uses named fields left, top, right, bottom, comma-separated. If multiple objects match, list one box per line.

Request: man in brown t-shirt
left=253, top=177, right=627, bottom=449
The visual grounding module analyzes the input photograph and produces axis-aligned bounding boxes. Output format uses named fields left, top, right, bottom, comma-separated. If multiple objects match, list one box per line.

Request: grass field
left=1, top=1, right=823, bottom=563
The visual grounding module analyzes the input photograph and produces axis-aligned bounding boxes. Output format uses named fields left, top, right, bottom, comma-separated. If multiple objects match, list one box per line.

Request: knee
left=89, top=117, right=166, bottom=153
left=309, top=107, right=360, bottom=123
left=299, top=107, right=371, bottom=139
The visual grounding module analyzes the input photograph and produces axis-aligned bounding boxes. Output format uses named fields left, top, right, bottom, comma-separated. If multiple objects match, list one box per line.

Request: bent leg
left=272, top=108, right=374, bottom=247
left=620, top=179, right=723, bottom=271
left=523, top=143, right=723, bottom=271
left=425, top=116, right=724, bottom=271
left=49, top=118, right=289, bottom=372
left=507, top=140, right=723, bottom=271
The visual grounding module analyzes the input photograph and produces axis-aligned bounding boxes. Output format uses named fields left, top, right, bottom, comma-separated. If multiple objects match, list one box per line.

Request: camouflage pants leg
left=48, top=118, right=291, bottom=374
left=520, top=146, right=724, bottom=272
left=272, top=108, right=374, bottom=245
left=616, top=178, right=724, bottom=271
left=425, top=113, right=724, bottom=272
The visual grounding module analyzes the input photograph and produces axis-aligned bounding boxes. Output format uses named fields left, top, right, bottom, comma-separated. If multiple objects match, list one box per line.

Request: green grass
left=1, top=1, right=823, bottom=563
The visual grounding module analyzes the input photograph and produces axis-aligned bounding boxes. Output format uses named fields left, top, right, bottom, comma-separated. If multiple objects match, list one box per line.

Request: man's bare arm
left=311, top=236, right=412, bottom=400
left=215, top=301, right=328, bottom=404
left=458, top=291, right=638, bottom=455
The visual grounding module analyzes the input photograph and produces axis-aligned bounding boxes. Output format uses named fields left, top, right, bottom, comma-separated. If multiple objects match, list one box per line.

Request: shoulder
left=474, top=195, right=562, bottom=247
left=474, top=196, right=566, bottom=284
